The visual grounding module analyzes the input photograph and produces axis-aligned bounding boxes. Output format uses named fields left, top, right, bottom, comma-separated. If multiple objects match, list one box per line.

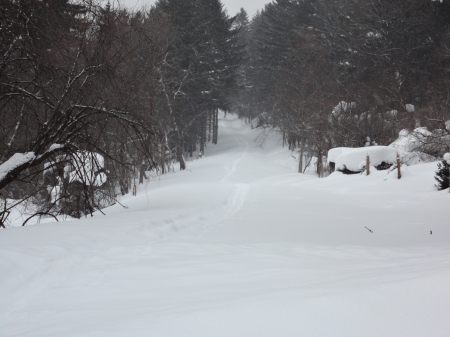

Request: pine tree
left=230, top=8, right=251, bottom=120
left=155, top=0, right=240, bottom=165
left=435, top=159, right=450, bottom=190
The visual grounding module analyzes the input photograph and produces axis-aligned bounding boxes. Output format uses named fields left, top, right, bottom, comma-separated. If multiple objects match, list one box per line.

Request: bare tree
left=0, top=0, right=168, bottom=224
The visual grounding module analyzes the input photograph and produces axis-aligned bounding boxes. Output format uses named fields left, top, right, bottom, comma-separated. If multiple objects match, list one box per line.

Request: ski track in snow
left=220, top=120, right=249, bottom=183
left=219, top=119, right=250, bottom=219
left=1, top=113, right=450, bottom=337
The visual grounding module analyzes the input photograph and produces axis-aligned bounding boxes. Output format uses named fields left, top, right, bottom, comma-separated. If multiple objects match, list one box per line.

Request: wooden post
left=366, top=155, right=370, bottom=175
left=397, top=153, right=401, bottom=179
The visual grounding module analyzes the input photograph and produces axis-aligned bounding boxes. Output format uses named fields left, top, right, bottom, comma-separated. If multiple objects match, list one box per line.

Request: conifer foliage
left=435, top=156, right=450, bottom=190
left=155, top=0, right=241, bottom=169
left=237, top=0, right=450, bottom=175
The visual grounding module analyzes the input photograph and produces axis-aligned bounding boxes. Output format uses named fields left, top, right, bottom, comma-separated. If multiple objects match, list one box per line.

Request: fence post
left=397, top=153, right=401, bottom=179
left=366, top=155, right=370, bottom=175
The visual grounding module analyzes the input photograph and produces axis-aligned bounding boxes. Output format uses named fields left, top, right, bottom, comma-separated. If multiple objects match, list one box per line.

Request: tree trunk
left=139, top=163, right=147, bottom=184
left=366, top=155, right=370, bottom=175
left=317, top=149, right=323, bottom=177
left=208, top=110, right=212, bottom=142
left=200, top=115, right=206, bottom=154
left=212, top=108, right=219, bottom=144
left=298, top=137, right=305, bottom=173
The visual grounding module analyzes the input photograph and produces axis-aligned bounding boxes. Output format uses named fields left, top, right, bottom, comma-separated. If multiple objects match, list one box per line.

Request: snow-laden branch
left=0, top=152, right=36, bottom=182
left=0, top=144, right=72, bottom=191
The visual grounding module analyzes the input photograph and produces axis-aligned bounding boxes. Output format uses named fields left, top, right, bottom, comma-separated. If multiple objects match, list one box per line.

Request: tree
left=435, top=157, right=450, bottom=190
left=239, top=0, right=450, bottom=176
left=155, top=0, right=240, bottom=168
left=0, top=0, right=168, bottom=223
left=230, top=8, right=251, bottom=121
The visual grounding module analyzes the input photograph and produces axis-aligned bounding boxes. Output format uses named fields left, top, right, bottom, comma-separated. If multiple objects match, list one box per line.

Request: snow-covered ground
left=1, top=114, right=449, bottom=337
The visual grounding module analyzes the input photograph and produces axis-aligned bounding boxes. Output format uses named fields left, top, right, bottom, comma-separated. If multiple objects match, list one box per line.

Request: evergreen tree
left=239, top=0, right=450, bottom=170
left=435, top=158, right=450, bottom=190
left=155, top=0, right=240, bottom=167
left=230, top=8, right=251, bottom=121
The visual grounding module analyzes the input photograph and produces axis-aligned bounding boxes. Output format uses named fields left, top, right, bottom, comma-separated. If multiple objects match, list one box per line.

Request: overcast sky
left=119, top=0, right=271, bottom=18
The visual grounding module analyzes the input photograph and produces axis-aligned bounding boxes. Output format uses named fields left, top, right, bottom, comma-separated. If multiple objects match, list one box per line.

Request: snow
left=444, top=152, right=450, bottom=164
left=327, top=147, right=347, bottom=163
left=366, top=31, right=381, bottom=38
left=2, top=198, right=75, bottom=228
left=0, top=144, right=65, bottom=182
left=406, top=104, right=415, bottom=113
left=68, top=151, right=106, bottom=186
left=0, top=152, right=35, bottom=181
left=1, top=114, right=450, bottom=336
left=390, top=128, right=437, bottom=165
left=331, top=101, right=355, bottom=116
left=328, top=146, right=398, bottom=172
left=48, top=143, right=63, bottom=151
left=386, top=109, right=398, bottom=117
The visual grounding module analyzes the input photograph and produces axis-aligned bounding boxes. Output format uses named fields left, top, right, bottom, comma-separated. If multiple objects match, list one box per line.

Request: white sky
left=119, top=0, right=271, bottom=18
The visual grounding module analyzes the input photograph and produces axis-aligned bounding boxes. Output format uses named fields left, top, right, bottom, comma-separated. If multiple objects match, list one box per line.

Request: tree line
left=234, top=0, right=450, bottom=174
left=2, top=0, right=450, bottom=226
left=0, top=0, right=241, bottom=225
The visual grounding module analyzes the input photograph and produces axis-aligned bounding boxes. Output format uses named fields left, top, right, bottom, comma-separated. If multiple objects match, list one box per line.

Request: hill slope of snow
left=1, top=114, right=449, bottom=337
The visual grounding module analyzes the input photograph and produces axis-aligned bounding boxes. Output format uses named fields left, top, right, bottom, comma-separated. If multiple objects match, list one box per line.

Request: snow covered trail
left=1, top=114, right=450, bottom=337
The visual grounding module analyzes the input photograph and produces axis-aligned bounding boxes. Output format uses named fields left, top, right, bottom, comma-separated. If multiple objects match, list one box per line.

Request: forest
left=1, top=0, right=450, bottom=226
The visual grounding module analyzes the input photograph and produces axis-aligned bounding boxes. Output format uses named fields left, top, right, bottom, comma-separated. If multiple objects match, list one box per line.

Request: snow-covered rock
left=328, top=146, right=398, bottom=172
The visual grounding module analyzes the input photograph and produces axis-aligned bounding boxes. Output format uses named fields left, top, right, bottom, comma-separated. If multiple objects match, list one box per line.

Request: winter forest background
left=1, top=0, right=450, bottom=226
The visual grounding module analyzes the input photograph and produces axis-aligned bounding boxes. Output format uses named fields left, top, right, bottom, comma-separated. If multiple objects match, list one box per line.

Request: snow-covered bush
left=68, top=152, right=107, bottom=187
left=393, top=123, right=450, bottom=160
left=390, top=129, right=437, bottom=165
left=44, top=151, right=107, bottom=187
left=42, top=152, right=112, bottom=218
